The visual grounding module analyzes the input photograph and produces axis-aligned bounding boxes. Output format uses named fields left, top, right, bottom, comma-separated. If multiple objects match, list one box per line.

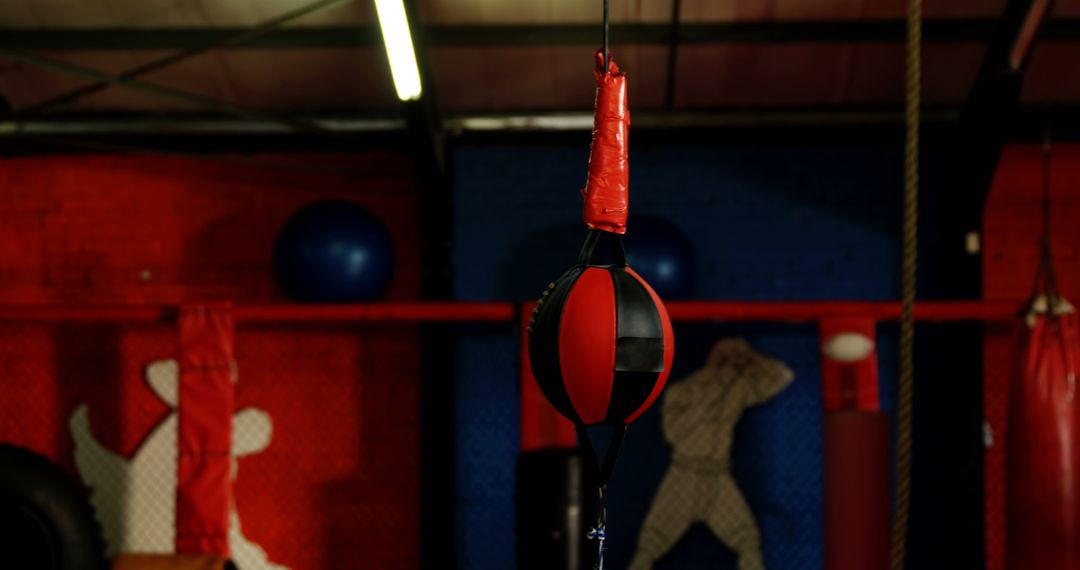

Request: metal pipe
left=0, top=300, right=1019, bottom=324
left=14, top=20, right=1076, bottom=50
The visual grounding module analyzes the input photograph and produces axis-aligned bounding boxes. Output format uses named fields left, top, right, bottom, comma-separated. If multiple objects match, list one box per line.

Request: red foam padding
left=559, top=268, right=617, bottom=425
left=1006, top=314, right=1080, bottom=570
left=819, top=317, right=880, bottom=412
left=824, top=411, right=891, bottom=570
left=582, top=51, right=630, bottom=235
left=176, top=303, right=234, bottom=556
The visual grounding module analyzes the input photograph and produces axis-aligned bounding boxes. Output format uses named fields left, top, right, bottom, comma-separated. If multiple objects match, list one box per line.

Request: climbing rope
left=891, top=0, right=921, bottom=566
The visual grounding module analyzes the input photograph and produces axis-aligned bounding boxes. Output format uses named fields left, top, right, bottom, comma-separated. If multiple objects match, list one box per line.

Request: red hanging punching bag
left=1006, top=298, right=1080, bottom=570
left=1005, top=142, right=1080, bottom=570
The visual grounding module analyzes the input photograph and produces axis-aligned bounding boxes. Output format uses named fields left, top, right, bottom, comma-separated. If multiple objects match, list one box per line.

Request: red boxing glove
left=582, top=50, right=629, bottom=234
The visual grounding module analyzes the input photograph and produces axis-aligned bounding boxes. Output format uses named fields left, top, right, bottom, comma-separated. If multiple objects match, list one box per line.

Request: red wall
left=983, top=144, right=1080, bottom=570
left=0, top=152, right=420, bottom=304
left=0, top=152, right=423, bottom=569
left=984, top=144, right=1080, bottom=301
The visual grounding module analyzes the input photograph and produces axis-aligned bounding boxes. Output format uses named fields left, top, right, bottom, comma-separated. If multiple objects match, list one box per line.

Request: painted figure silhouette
left=630, top=338, right=793, bottom=570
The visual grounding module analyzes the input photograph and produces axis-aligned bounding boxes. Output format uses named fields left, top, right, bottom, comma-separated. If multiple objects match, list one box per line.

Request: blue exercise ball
left=273, top=200, right=394, bottom=302
left=624, top=215, right=696, bottom=300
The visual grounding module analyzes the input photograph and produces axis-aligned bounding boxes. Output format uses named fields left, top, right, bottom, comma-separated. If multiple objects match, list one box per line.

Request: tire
left=0, top=444, right=107, bottom=570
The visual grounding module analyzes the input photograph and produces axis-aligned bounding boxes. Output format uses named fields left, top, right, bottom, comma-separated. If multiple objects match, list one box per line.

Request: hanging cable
left=891, top=0, right=920, bottom=566
left=1040, top=132, right=1061, bottom=306
left=603, top=0, right=611, bottom=72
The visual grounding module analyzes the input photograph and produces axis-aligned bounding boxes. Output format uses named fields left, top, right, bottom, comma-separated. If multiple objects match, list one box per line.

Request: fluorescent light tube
left=374, top=0, right=423, bottom=101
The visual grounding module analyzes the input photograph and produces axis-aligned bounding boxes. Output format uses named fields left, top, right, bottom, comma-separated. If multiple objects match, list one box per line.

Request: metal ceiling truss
left=0, top=6, right=1070, bottom=138
left=0, top=49, right=335, bottom=133
left=12, top=0, right=353, bottom=118
left=4, top=19, right=1080, bottom=51
left=0, top=0, right=355, bottom=135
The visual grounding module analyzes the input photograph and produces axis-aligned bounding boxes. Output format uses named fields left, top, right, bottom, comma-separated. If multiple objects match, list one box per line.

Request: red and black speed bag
left=528, top=231, right=674, bottom=427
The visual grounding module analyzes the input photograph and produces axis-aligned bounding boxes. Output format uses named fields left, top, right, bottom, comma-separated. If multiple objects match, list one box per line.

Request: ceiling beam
left=5, top=20, right=1080, bottom=51
left=0, top=107, right=961, bottom=137
left=12, top=105, right=1080, bottom=138
left=945, top=0, right=1055, bottom=299
left=959, top=0, right=1054, bottom=192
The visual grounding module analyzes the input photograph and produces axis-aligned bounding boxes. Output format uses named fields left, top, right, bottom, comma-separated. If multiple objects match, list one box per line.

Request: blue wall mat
left=454, top=144, right=904, bottom=302
left=452, top=143, right=923, bottom=570
left=454, top=328, right=520, bottom=570
left=622, top=323, right=829, bottom=570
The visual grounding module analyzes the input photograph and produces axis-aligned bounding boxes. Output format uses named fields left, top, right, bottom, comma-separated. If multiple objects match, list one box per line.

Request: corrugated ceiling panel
left=675, top=42, right=981, bottom=107
left=429, top=46, right=594, bottom=111
left=1055, top=0, right=1080, bottom=16
left=676, top=43, right=852, bottom=106
left=2, top=51, right=170, bottom=111
left=1, top=48, right=395, bottom=113
left=124, top=49, right=397, bottom=111
left=429, top=45, right=668, bottom=112
left=418, top=0, right=672, bottom=24
left=0, top=1, right=42, bottom=26
left=212, top=48, right=396, bottom=111
left=135, top=49, right=242, bottom=109
left=681, top=0, right=1005, bottom=21
left=283, top=0, right=373, bottom=26
left=0, top=0, right=1016, bottom=27
left=0, top=57, right=109, bottom=109
left=1022, top=42, right=1080, bottom=102
left=132, top=48, right=395, bottom=111
left=0, top=0, right=126, bottom=27
left=0, top=0, right=371, bottom=28
left=5, top=43, right=986, bottom=115
left=846, top=42, right=983, bottom=104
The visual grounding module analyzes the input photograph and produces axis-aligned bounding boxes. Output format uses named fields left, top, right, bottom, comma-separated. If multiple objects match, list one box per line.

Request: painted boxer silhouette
left=70, top=359, right=286, bottom=570
left=630, top=338, right=793, bottom=570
